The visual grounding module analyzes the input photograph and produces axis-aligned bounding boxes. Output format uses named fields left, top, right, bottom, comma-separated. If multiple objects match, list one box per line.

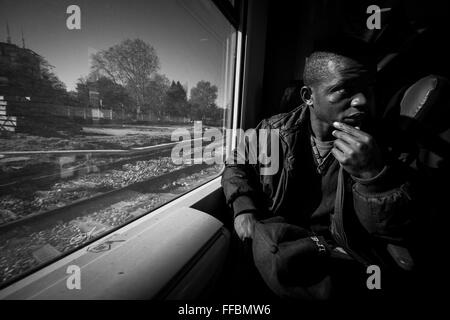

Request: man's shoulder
left=261, top=104, right=307, bottom=132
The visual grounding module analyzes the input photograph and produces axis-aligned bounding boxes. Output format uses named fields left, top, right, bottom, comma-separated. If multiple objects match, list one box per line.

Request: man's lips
left=345, top=112, right=366, bottom=120
left=342, top=112, right=366, bottom=123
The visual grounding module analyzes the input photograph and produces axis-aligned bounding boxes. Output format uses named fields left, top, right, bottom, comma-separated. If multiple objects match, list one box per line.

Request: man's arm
left=351, top=163, right=418, bottom=242
left=331, top=121, right=419, bottom=242
left=221, top=119, right=274, bottom=240
left=222, top=160, right=261, bottom=240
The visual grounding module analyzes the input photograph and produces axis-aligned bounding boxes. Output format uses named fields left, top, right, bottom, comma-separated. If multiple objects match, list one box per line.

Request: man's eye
left=333, top=88, right=349, bottom=97
left=329, top=91, right=345, bottom=103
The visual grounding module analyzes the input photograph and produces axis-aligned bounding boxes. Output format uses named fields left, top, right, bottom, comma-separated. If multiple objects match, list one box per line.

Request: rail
left=0, top=137, right=207, bottom=157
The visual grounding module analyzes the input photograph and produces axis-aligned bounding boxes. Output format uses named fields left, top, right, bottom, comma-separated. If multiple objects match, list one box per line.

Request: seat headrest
left=400, top=75, right=450, bottom=134
left=394, top=75, right=450, bottom=169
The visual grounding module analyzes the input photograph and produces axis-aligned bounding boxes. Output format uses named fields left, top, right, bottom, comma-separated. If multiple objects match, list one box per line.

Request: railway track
left=0, top=162, right=215, bottom=233
left=0, top=147, right=172, bottom=191
left=0, top=137, right=225, bottom=230
left=0, top=138, right=209, bottom=191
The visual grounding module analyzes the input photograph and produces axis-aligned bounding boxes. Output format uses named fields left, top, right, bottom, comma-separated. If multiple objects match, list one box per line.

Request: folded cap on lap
left=252, top=216, right=332, bottom=300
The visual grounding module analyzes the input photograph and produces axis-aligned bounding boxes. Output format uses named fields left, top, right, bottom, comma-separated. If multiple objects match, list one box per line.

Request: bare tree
left=91, top=38, right=160, bottom=119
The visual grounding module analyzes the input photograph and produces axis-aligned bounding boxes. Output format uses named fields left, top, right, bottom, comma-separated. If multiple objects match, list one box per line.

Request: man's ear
left=300, top=86, right=313, bottom=106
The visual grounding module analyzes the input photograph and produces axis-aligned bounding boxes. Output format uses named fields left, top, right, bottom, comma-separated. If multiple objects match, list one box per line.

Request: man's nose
left=350, top=93, right=368, bottom=110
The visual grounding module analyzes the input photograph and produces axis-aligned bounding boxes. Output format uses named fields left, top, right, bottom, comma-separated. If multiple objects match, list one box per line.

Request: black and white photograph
left=0, top=0, right=449, bottom=315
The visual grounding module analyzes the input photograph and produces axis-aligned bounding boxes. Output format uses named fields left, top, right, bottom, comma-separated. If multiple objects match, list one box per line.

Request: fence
left=0, top=96, right=17, bottom=132
left=0, top=96, right=113, bottom=133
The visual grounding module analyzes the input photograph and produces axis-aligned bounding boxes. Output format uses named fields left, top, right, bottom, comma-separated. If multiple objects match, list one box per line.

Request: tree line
left=1, top=38, right=224, bottom=123
left=79, top=38, right=223, bottom=122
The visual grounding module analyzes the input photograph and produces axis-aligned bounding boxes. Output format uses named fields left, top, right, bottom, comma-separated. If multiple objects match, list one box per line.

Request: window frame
left=211, top=0, right=241, bottom=29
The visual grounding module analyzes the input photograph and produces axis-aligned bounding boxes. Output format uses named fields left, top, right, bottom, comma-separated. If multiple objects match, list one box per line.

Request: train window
left=0, top=0, right=237, bottom=287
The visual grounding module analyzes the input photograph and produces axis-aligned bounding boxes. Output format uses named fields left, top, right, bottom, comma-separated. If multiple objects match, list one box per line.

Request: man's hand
left=331, top=122, right=384, bottom=179
left=234, top=213, right=257, bottom=241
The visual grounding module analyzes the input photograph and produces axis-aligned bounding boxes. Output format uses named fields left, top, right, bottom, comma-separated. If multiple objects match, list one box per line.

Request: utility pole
left=21, top=28, right=26, bottom=48
left=6, top=21, right=12, bottom=44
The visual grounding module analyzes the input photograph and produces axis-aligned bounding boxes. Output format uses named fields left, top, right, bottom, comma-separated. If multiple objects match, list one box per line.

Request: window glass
left=0, top=0, right=236, bottom=287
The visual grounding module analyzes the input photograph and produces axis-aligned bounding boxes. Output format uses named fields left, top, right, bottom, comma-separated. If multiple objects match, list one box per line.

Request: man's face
left=310, top=57, right=375, bottom=128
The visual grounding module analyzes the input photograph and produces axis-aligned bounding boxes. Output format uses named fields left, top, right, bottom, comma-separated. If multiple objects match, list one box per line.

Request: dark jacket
left=222, top=104, right=419, bottom=269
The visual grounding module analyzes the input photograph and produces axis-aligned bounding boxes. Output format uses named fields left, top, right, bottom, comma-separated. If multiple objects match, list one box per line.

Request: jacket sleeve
left=351, top=161, right=420, bottom=243
left=221, top=119, right=274, bottom=219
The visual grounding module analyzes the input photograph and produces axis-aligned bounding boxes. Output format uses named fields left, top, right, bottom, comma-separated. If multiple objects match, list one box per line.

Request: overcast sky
left=0, top=0, right=236, bottom=106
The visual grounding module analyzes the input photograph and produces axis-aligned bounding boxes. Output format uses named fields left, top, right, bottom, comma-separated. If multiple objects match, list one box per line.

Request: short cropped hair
left=303, top=35, right=376, bottom=87
left=303, top=52, right=349, bottom=87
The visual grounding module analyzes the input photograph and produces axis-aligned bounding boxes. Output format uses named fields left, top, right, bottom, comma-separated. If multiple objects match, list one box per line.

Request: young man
left=221, top=39, right=420, bottom=299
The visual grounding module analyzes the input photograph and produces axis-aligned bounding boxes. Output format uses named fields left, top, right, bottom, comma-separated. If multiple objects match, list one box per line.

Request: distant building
left=0, top=41, right=40, bottom=70
left=0, top=35, right=45, bottom=133
left=0, top=41, right=42, bottom=95
left=88, top=89, right=100, bottom=108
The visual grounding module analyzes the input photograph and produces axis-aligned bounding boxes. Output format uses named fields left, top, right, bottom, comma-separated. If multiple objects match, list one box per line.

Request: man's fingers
left=333, top=122, right=368, bottom=139
left=331, top=147, right=346, bottom=163
left=333, top=138, right=353, bottom=155
left=243, top=224, right=252, bottom=240
left=236, top=225, right=249, bottom=241
left=332, top=130, right=359, bottom=146
left=234, top=217, right=255, bottom=241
